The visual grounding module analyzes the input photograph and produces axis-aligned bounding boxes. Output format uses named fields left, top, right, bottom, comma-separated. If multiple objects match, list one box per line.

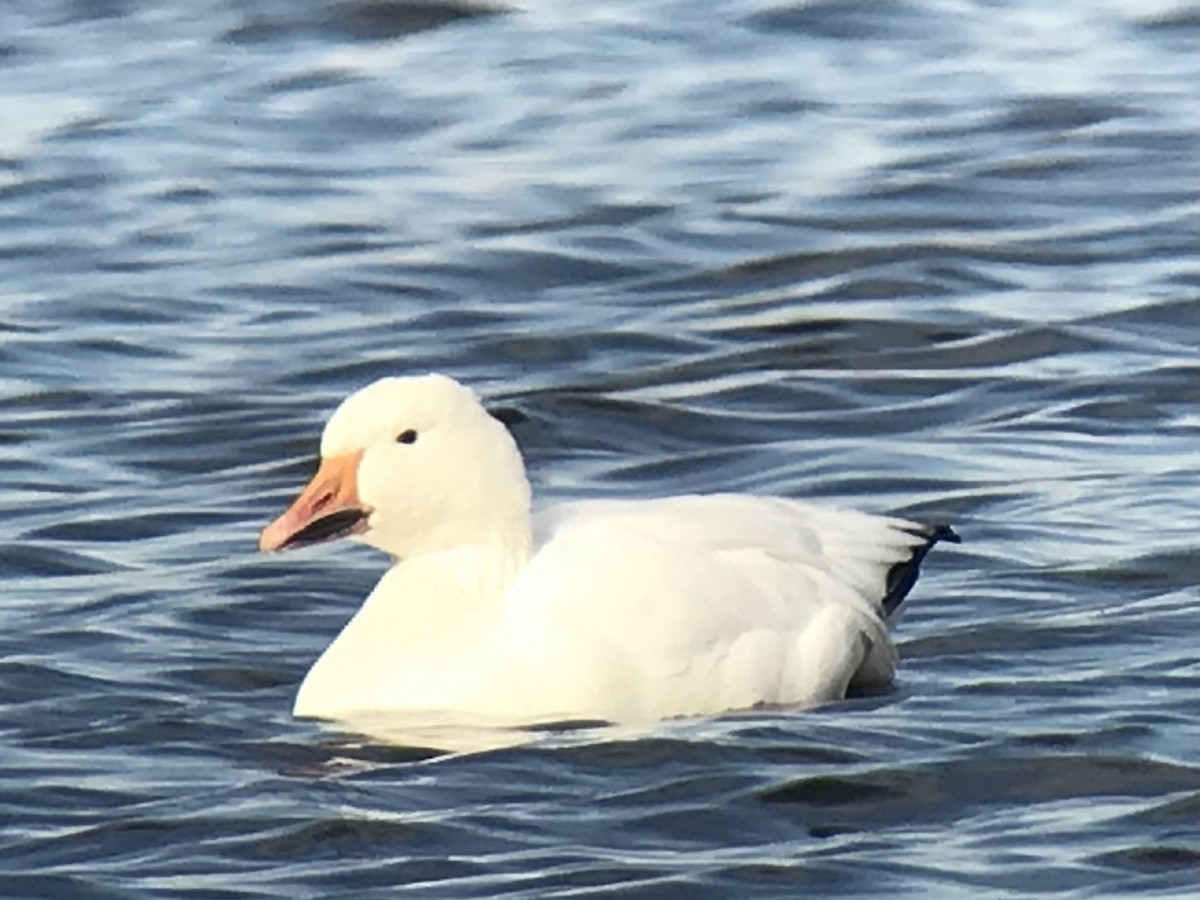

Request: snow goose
left=259, top=374, right=957, bottom=724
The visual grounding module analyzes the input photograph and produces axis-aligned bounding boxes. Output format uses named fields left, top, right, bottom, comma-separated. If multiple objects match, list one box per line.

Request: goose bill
left=259, top=451, right=369, bottom=552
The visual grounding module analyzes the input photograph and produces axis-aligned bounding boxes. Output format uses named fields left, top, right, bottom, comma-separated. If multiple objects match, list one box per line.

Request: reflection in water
left=316, top=712, right=642, bottom=760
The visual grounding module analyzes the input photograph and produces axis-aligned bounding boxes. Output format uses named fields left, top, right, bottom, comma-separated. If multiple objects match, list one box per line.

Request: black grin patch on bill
left=283, top=509, right=367, bottom=549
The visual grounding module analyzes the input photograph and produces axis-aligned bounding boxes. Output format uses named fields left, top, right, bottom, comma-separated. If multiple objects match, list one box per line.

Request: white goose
left=260, top=374, right=957, bottom=725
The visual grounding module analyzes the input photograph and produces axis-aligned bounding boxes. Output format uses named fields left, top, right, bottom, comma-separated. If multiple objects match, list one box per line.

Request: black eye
left=396, top=429, right=418, bottom=445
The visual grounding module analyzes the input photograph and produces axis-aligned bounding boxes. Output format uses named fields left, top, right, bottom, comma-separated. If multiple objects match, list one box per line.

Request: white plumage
left=258, top=374, right=956, bottom=725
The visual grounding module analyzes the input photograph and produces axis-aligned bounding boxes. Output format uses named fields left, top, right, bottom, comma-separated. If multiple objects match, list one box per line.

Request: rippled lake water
left=2, top=0, right=1198, bottom=897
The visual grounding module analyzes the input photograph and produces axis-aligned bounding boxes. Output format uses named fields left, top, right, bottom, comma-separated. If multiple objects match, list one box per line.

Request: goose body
left=259, top=375, right=956, bottom=725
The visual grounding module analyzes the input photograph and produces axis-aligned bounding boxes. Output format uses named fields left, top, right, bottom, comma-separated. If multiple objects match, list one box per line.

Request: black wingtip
left=929, top=523, right=962, bottom=545
left=881, top=523, right=960, bottom=617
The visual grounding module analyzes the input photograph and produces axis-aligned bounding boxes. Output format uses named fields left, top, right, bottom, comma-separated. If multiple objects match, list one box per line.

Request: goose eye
left=396, top=429, right=418, bottom=445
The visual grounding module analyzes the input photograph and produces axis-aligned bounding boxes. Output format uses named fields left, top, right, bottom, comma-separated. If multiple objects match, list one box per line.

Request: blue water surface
left=1, top=0, right=1198, bottom=897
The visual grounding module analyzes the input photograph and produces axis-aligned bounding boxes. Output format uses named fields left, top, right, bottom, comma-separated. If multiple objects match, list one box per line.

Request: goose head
left=259, top=374, right=532, bottom=560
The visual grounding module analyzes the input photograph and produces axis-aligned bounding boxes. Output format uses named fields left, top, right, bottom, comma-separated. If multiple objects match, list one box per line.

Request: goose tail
left=882, top=524, right=960, bottom=617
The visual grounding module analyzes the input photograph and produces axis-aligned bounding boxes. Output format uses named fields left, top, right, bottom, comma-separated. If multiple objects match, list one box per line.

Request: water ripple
left=1, top=0, right=1197, bottom=896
